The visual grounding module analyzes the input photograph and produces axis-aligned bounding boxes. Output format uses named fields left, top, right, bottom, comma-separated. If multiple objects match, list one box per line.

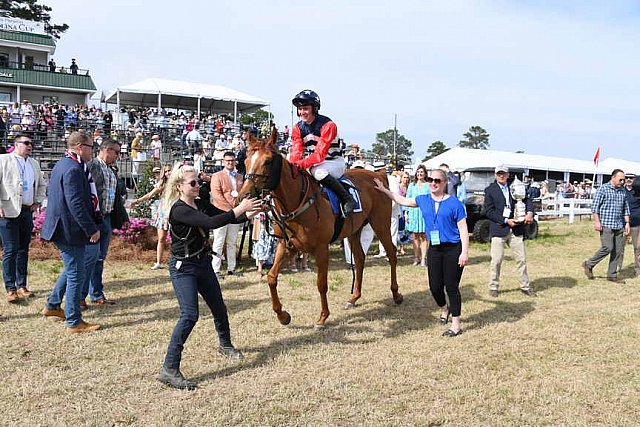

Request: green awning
left=0, top=29, right=55, bottom=47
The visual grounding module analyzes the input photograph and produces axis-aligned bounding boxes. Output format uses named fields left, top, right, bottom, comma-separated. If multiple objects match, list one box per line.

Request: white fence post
left=569, top=199, right=575, bottom=224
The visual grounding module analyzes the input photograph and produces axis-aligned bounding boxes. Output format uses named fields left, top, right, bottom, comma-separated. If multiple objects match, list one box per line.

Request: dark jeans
left=87, top=216, right=112, bottom=301
left=163, top=255, right=232, bottom=369
left=0, top=207, right=34, bottom=292
left=586, top=227, right=626, bottom=278
left=426, top=242, right=464, bottom=317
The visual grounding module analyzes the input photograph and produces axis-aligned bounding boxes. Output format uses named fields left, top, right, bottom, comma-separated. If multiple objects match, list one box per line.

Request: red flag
left=593, top=147, right=600, bottom=167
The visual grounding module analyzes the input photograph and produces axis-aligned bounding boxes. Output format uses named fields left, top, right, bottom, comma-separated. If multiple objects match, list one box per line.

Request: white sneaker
left=150, top=263, right=162, bottom=270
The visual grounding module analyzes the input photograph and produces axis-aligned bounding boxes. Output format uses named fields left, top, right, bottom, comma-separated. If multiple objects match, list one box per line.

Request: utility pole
left=393, top=113, right=397, bottom=168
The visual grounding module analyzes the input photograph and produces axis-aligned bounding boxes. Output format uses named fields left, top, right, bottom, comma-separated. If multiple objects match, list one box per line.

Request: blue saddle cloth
left=322, top=177, right=363, bottom=215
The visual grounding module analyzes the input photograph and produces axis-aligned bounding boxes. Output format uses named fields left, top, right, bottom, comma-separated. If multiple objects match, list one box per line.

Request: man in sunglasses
left=85, top=139, right=123, bottom=306
left=583, top=169, right=631, bottom=283
left=41, top=132, right=102, bottom=332
left=622, top=174, right=640, bottom=277
left=484, top=165, right=536, bottom=298
left=0, top=133, right=46, bottom=303
left=210, top=151, right=244, bottom=276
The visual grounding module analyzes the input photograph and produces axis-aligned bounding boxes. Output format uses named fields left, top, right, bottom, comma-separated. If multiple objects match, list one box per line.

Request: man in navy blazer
left=484, top=165, right=536, bottom=298
left=41, top=132, right=101, bottom=332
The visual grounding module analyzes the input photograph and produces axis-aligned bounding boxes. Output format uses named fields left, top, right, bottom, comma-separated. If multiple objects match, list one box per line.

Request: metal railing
left=0, top=59, right=90, bottom=75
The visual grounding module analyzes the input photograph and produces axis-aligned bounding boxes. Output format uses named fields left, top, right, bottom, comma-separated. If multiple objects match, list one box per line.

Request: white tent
left=598, top=157, right=640, bottom=176
left=420, top=147, right=640, bottom=184
left=104, top=78, right=269, bottom=121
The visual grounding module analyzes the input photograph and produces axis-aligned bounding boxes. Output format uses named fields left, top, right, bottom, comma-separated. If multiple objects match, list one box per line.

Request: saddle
left=320, top=177, right=362, bottom=216
left=320, top=177, right=363, bottom=243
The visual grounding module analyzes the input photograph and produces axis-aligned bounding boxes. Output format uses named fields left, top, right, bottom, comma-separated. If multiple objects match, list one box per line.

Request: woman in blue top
left=374, top=168, right=469, bottom=337
left=406, top=165, right=430, bottom=266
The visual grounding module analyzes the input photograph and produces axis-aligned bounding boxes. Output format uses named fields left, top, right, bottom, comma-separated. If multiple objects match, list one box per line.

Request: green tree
left=422, top=141, right=448, bottom=162
left=372, top=129, right=414, bottom=166
left=0, top=1, right=69, bottom=39
left=132, top=162, right=155, bottom=220
left=239, top=108, right=272, bottom=125
left=458, top=126, right=490, bottom=150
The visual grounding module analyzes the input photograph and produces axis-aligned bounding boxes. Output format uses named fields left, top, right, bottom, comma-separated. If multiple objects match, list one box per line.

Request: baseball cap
left=495, top=164, right=509, bottom=174
left=372, top=161, right=386, bottom=171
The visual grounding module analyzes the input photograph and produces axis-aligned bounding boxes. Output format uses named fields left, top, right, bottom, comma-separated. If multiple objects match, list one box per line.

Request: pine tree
left=0, top=1, right=69, bottom=39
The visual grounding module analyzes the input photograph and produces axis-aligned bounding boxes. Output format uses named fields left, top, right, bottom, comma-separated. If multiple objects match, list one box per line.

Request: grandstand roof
left=104, top=78, right=268, bottom=113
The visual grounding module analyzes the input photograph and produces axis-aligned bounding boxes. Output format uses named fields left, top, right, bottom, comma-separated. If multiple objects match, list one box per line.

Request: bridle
left=244, top=148, right=318, bottom=244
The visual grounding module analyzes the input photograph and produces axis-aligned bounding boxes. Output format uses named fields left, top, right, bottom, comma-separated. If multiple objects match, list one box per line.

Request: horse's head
left=238, top=128, right=283, bottom=202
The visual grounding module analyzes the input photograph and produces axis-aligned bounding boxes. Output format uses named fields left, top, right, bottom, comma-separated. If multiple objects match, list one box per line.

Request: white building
left=0, top=16, right=95, bottom=106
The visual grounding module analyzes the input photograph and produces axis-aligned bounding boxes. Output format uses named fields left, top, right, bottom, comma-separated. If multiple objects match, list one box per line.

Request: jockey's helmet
left=292, top=90, right=321, bottom=110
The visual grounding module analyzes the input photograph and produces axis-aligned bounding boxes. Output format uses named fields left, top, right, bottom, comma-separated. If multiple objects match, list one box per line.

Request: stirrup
left=340, top=200, right=356, bottom=217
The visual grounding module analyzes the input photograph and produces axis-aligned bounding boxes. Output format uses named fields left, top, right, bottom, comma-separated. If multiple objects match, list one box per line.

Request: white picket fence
left=540, top=197, right=592, bottom=224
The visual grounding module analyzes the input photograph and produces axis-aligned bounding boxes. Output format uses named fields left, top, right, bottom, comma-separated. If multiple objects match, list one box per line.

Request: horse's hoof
left=394, top=294, right=404, bottom=305
left=344, top=302, right=355, bottom=310
left=313, top=324, right=326, bottom=331
left=278, top=311, right=291, bottom=325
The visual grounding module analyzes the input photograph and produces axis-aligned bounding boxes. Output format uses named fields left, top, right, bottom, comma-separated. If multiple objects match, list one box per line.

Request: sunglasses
left=17, top=139, right=32, bottom=145
left=618, top=179, right=625, bottom=183
left=184, top=180, right=200, bottom=187
left=426, top=177, right=443, bottom=184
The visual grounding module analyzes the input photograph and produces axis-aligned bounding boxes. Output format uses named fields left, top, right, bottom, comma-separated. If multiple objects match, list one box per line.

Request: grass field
left=1, top=218, right=639, bottom=426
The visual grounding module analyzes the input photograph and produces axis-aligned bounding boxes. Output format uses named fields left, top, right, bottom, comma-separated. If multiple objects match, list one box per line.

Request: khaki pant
left=489, top=231, right=530, bottom=291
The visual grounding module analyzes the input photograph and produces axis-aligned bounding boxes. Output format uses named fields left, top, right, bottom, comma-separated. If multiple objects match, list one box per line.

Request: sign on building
left=0, top=16, right=46, bottom=36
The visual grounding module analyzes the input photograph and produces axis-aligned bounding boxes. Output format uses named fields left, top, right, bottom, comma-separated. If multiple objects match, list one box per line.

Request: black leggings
left=426, top=242, right=464, bottom=317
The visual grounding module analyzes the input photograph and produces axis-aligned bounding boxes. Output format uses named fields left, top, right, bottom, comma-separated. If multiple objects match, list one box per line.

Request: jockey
left=290, top=89, right=356, bottom=216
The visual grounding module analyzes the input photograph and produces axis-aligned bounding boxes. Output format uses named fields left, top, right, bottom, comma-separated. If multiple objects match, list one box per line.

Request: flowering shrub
left=112, top=218, right=150, bottom=243
left=32, top=209, right=47, bottom=242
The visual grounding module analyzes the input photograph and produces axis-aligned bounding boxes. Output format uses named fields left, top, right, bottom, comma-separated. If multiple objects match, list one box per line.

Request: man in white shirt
left=0, top=133, right=46, bottom=302
left=185, top=124, right=203, bottom=154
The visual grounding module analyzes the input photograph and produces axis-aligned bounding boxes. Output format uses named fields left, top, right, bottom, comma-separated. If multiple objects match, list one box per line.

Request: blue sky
left=45, top=0, right=639, bottom=162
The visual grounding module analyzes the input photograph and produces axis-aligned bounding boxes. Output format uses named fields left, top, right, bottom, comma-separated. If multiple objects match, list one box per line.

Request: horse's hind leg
left=345, top=228, right=365, bottom=308
left=369, top=214, right=403, bottom=305
left=267, top=240, right=291, bottom=325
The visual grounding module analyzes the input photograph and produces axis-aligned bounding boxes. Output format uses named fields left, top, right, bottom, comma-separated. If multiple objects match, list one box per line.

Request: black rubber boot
left=157, top=366, right=197, bottom=390
left=320, top=175, right=356, bottom=217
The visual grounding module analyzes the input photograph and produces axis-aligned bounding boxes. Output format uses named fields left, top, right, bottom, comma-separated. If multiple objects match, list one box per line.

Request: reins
left=246, top=149, right=319, bottom=245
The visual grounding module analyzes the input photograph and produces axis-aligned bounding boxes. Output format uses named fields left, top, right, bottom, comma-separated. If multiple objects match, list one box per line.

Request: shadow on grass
left=462, top=287, right=536, bottom=332
left=619, top=265, right=638, bottom=279
left=105, top=275, right=172, bottom=291
left=191, top=289, right=436, bottom=383
left=102, top=296, right=270, bottom=329
left=531, top=276, right=578, bottom=291
left=468, top=255, right=491, bottom=264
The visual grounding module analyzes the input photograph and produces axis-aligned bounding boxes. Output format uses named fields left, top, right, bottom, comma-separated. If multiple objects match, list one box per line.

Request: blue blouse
left=415, top=194, right=467, bottom=244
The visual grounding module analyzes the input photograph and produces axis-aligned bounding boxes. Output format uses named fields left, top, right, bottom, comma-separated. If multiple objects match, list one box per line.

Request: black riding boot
left=320, top=175, right=356, bottom=217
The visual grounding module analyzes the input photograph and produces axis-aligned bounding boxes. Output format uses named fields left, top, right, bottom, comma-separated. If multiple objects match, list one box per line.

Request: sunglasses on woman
left=426, top=177, right=443, bottom=184
left=185, top=180, right=200, bottom=187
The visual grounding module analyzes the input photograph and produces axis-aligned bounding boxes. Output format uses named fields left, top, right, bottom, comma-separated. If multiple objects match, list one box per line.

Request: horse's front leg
left=314, top=245, right=330, bottom=329
left=267, top=240, right=291, bottom=325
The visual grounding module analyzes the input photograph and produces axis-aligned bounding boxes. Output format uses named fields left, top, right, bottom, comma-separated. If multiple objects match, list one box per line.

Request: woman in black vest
left=157, top=163, right=261, bottom=390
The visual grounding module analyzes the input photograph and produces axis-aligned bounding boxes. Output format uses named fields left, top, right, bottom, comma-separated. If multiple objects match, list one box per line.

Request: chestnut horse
left=238, top=130, right=402, bottom=329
